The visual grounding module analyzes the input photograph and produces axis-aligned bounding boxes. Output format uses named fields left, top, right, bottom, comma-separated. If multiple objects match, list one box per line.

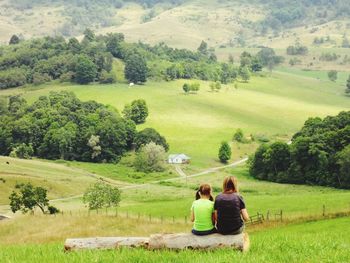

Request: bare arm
left=191, top=209, right=195, bottom=222
left=241, top=208, right=250, bottom=222
left=213, top=210, right=218, bottom=224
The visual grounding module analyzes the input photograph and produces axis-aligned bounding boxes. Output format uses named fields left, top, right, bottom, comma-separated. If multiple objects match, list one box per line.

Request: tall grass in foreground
left=1, top=217, right=350, bottom=263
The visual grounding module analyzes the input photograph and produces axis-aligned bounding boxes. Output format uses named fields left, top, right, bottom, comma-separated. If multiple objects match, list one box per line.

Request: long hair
left=195, top=184, right=214, bottom=201
left=222, top=176, right=239, bottom=193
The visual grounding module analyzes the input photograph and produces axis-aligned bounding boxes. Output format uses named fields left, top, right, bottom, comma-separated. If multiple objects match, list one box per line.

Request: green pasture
left=1, top=72, right=348, bottom=168
left=1, top=217, right=350, bottom=262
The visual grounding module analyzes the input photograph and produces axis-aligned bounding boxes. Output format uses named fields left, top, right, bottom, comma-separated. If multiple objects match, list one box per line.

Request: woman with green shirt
left=190, top=184, right=217, bottom=235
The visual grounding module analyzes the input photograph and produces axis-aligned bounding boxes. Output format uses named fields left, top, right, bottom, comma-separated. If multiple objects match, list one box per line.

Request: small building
left=168, top=154, right=191, bottom=164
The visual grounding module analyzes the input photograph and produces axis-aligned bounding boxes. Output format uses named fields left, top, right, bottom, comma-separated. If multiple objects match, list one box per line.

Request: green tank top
left=191, top=199, right=214, bottom=231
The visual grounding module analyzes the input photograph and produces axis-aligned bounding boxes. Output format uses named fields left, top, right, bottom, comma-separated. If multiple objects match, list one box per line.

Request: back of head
left=222, top=176, right=238, bottom=193
left=195, top=184, right=213, bottom=200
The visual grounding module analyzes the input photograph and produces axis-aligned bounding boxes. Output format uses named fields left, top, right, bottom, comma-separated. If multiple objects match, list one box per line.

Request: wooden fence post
left=149, top=214, right=151, bottom=222
left=185, top=216, right=187, bottom=224
left=173, top=216, right=175, bottom=223
left=266, top=210, right=270, bottom=221
left=280, top=210, right=283, bottom=222
left=323, top=205, right=326, bottom=217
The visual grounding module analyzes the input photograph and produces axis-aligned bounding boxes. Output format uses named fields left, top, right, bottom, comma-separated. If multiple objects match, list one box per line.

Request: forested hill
left=1, top=0, right=349, bottom=48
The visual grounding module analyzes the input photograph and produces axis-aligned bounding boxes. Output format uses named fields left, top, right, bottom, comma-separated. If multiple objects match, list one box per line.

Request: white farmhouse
left=168, top=154, right=191, bottom=164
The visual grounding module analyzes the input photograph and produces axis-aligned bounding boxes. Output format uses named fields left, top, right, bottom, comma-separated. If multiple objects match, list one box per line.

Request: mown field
left=1, top=217, right=350, bottom=263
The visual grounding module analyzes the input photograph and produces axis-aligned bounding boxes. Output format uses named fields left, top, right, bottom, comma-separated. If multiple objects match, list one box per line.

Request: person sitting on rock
left=190, top=184, right=217, bottom=236
left=214, top=176, right=250, bottom=235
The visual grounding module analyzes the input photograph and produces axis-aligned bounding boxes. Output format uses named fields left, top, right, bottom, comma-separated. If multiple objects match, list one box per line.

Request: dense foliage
left=0, top=91, right=137, bottom=163
left=218, top=141, right=231, bottom=163
left=249, top=111, right=350, bottom=189
left=83, top=181, right=121, bottom=210
left=134, top=142, right=166, bottom=172
left=9, top=183, right=58, bottom=214
left=0, top=32, right=248, bottom=89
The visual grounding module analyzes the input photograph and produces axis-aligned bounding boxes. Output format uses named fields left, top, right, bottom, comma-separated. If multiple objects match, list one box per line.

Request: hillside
left=1, top=0, right=350, bottom=51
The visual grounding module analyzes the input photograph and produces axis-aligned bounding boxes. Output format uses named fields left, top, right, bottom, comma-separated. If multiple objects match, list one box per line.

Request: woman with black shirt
left=214, top=176, right=250, bottom=235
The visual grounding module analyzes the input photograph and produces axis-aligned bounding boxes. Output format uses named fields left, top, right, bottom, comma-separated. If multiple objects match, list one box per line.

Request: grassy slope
left=1, top=217, right=349, bottom=262
left=1, top=72, right=348, bottom=168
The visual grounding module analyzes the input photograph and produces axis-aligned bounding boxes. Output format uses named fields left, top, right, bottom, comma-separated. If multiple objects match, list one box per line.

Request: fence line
left=52, top=204, right=350, bottom=227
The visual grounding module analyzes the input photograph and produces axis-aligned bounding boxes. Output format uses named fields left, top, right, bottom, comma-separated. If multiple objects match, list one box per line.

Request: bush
left=0, top=68, right=27, bottom=89
left=328, top=70, right=338, bottom=82
left=218, top=141, right=231, bottom=163
left=134, top=142, right=166, bottom=173
left=233, top=129, right=244, bottom=142
left=9, top=143, right=34, bottom=159
left=59, top=72, right=74, bottom=83
left=48, top=205, right=60, bottom=214
left=99, top=70, right=117, bottom=84
left=33, top=72, right=52, bottom=85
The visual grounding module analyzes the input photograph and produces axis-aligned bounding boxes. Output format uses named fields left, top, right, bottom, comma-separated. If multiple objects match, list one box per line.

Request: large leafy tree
left=122, top=99, right=149, bottom=124
left=75, top=55, right=97, bottom=84
left=134, top=142, right=166, bottom=173
left=124, top=53, right=148, bottom=83
left=83, top=181, right=121, bottom=210
left=9, top=183, right=51, bottom=214
left=134, top=128, right=169, bottom=151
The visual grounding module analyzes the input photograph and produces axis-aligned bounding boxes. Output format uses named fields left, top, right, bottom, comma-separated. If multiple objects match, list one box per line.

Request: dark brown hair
left=195, top=184, right=213, bottom=201
left=222, top=176, right=238, bottom=193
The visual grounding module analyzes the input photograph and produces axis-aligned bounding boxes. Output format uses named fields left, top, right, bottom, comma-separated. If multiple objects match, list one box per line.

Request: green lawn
left=1, top=217, right=349, bottom=262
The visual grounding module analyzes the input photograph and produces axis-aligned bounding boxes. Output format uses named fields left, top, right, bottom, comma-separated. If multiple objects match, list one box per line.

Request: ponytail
left=195, top=190, right=201, bottom=200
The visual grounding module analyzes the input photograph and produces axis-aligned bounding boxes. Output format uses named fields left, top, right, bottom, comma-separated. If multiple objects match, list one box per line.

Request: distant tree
left=328, top=70, right=338, bottom=82
left=135, top=128, right=169, bottom=151
left=9, top=35, right=20, bottom=45
left=134, top=142, right=166, bottom=173
left=239, top=66, right=251, bottom=82
left=218, top=141, right=231, bottom=163
left=106, top=33, right=125, bottom=58
left=122, top=99, right=149, bottom=124
left=346, top=75, right=350, bottom=94
left=9, top=143, right=33, bottom=159
left=67, top=37, right=81, bottom=54
left=83, top=28, right=95, bottom=42
left=183, top=83, right=190, bottom=93
left=83, top=181, right=121, bottom=210
left=87, top=135, right=102, bottom=160
left=228, top=54, right=234, bottom=64
left=75, top=55, right=97, bottom=84
left=209, top=81, right=221, bottom=92
left=124, top=53, right=147, bottom=83
left=197, top=40, right=208, bottom=55
left=342, top=35, right=350, bottom=48
left=9, top=183, right=52, bottom=214
left=336, top=145, right=350, bottom=187
left=240, top=52, right=252, bottom=67
left=99, top=70, right=117, bottom=84
left=233, top=129, right=244, bottom=142
left=190, top=82, right=200, bottom=93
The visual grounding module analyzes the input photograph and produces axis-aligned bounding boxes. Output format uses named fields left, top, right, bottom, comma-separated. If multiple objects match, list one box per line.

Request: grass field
left=1, top=217, right=350, bottom=262
left=1, top=71, right=348, bottom=168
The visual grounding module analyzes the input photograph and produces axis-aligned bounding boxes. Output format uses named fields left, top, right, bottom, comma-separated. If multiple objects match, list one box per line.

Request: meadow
left=1, top=70, right=348, bottom=168
left=1, top=68, right=350, bottom=262
left=1, top=217, right=350, bottom=262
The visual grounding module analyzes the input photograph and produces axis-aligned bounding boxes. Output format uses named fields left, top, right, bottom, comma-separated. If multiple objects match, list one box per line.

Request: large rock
left=64, top=237, right=149, bottom=251
left=149, top=233, right=249, bottom=251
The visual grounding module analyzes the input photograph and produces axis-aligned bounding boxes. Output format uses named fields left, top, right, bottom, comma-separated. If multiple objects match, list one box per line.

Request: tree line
left=0, top=91, right=168, bottom=163
left=1, top=31, right=282, bottom=89
left=249, top=111, right=350, bottom=189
